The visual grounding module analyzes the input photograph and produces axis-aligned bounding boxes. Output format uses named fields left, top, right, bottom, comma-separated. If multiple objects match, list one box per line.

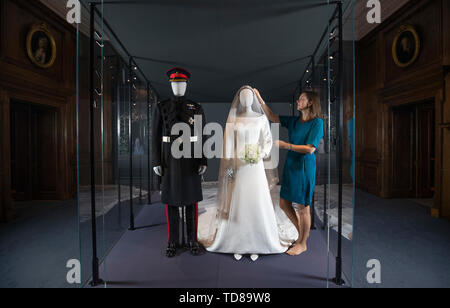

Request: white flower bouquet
left=240, top=144, right=261, bottom=165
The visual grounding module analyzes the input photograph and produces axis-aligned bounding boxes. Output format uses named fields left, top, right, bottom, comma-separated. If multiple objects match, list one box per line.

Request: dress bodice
left=224, top=115, right=272, bottom=161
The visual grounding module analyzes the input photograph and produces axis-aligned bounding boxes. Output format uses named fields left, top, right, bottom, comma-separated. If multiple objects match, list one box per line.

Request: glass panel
left=298, top=0, right=355, bottom=288
left=73, top=0, right=356, bottom=289
left=76, top=0, right=107, bottom=287
left=340, top=0, right=356, bottom=287
left=87, top=7, right=156, bottom=287
left=324, top=0, right=355, bottom=287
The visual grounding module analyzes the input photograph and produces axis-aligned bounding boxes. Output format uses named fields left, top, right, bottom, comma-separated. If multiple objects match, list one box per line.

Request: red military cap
left=166, top=67, right=191, bottom=82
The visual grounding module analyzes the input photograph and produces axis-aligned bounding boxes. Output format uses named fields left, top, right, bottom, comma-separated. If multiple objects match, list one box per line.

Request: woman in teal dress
left=254, top=89, right=324, bottom=256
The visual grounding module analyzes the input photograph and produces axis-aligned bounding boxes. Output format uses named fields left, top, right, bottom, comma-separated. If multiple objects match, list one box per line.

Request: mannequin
left=153, top=81, right=207, bottom=177
left=234, top=88, right=260, bottom=262
left=199, top=86, right=289, bottom=261
left=152, top=67, right=208, bottom=258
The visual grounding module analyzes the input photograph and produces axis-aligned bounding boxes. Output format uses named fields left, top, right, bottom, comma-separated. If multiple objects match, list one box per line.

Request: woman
left=254, top=89, right=324, bottom=256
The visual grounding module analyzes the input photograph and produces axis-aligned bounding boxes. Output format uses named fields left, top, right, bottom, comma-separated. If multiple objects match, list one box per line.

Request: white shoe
left=234, top=254, right=243, bottom=261
left=250, top=254, right=259, bottom=261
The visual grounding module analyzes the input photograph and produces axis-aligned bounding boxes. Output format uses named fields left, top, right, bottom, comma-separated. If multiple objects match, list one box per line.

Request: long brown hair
left=302, top=91, right=322, bottom=120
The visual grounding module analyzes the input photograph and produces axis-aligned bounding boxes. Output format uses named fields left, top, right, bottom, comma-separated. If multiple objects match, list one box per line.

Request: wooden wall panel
left=383, top=1, right=442, bottom=85
left=0, top=89, right=14, bottom=222
left=356, top=0, right=448, bottom=217
left=441, top=73, right=450, bottom=218
left=0, top=0, right=76, bottom=220
left=444, top=74, right=450, bottom=124
left=442, top=128, right=450, bottom=218
left=443, top=0, right=450, bottom=65
left=356, top=37, right=380, bottom=192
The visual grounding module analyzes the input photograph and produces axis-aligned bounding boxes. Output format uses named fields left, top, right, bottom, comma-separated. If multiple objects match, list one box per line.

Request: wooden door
left=10, top=101, right=58, bottom=201
left=392, top=106, right=415, bottom=197
left=416, top=104, right=435, bottom=198
left=10, top=102, right=31, bottom=200
left=391, top=102, right=435, bottom=199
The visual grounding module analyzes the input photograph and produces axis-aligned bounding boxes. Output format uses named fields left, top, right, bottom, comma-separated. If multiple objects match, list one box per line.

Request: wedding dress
left=198, top=86, right=297, bottom=255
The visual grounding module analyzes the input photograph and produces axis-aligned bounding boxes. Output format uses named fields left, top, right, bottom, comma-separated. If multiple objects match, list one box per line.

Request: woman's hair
left=302, top=91, right=322, bottom=119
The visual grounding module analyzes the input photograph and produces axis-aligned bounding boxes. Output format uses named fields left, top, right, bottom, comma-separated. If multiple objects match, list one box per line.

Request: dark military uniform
left=152, top=95, right=207, bottom=250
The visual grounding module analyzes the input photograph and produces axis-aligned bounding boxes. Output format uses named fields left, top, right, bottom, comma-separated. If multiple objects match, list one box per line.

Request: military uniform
left=152, top=68, right=207, bottom=257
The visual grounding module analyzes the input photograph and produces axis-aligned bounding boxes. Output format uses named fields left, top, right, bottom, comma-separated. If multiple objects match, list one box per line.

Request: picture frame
left=392, top=25, right=420, bottom=68
left=26, top=23, right=57, bottom=69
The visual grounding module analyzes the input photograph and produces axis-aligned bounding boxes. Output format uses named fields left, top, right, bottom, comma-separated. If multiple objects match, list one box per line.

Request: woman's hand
left=274, top=140, right=290, bottom=150
left=254, top=89, right=281, bottom=123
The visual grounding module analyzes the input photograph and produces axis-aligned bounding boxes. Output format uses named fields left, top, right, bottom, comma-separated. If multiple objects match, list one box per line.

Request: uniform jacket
left=152, top=96, right=207, bottom=206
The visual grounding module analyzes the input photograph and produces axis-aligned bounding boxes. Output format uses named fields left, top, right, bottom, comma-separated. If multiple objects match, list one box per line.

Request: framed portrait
left=26, top=23, right=57, bottom=69
left=392, top=25, right=420, bottom=68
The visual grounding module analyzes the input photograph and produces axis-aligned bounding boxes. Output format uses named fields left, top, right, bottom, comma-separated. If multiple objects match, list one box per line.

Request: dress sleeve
left=261, top=119, right=273, bottom=158
left=279, top=116, right=291, bottom=129
left=305, top=118, right=324, bottom=148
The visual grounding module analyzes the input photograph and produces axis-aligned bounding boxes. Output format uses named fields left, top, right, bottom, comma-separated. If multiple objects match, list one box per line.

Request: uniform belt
left=163, top=136, right=199, bottom=143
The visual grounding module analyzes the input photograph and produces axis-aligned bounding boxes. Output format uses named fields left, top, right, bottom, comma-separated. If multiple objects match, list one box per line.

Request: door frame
left=0, top=85, right=73, bottom=214
left=383, top=92, right=440, bottom=202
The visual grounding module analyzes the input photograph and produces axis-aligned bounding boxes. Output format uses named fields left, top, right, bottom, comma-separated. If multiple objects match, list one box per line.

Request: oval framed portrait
left=26, top=23, right=57, bottom=69
left=392, top=25, right=420, bottom=68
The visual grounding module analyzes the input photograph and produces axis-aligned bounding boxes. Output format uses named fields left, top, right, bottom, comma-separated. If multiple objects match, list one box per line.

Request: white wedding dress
left=198, top=86, right=297, bottom=255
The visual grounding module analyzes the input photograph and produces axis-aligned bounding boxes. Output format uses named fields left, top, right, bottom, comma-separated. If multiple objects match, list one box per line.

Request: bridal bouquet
left=240, top=144, right=261, bottom=165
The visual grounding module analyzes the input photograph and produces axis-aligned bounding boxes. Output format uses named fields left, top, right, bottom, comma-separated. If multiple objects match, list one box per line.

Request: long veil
left=199, top=85, right=281, bottom=247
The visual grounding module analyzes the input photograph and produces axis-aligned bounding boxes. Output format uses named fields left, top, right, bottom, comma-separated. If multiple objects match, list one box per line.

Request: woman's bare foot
left=286, top=243, right=307, bottom=256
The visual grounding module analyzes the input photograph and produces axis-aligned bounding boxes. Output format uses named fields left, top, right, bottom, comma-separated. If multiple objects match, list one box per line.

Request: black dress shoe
left=166, top=242, right=177, bottom=258
left=188, top=241, right=201, bottom=256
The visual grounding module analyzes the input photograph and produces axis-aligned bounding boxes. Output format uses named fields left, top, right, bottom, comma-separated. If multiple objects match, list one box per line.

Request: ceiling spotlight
left=306, top=69, right=310, bottom=73
left=134, top=66, right=138, bottom=70
left=329, top=56, right=334, bottom=60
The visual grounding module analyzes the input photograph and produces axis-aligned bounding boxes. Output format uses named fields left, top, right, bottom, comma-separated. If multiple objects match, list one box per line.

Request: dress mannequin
left=199, top=86, right=289, bottom=260
left=234, top=88, right=260, bottom=262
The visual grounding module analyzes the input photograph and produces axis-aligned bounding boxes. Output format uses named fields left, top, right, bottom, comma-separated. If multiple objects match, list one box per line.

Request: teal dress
left=279, top=116, right=324, bottom=206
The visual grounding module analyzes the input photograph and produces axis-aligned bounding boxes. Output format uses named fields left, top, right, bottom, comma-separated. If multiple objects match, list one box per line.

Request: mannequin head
left=171, top=81, right=187, bottom=97
left=239, top=88, right=254, bottom=108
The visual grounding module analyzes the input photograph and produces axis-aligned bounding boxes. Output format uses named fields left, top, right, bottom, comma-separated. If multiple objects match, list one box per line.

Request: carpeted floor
left=93, top=203, right=342, bottom=288
left=0, top=195, right=148, bottom=288
left=352, top=191, right=450, bottom=288
left=1, top=188, right=449, bottom=288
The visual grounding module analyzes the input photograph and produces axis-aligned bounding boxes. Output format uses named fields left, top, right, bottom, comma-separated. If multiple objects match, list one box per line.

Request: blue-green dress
left=279, top=116, right=324, bottom=206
